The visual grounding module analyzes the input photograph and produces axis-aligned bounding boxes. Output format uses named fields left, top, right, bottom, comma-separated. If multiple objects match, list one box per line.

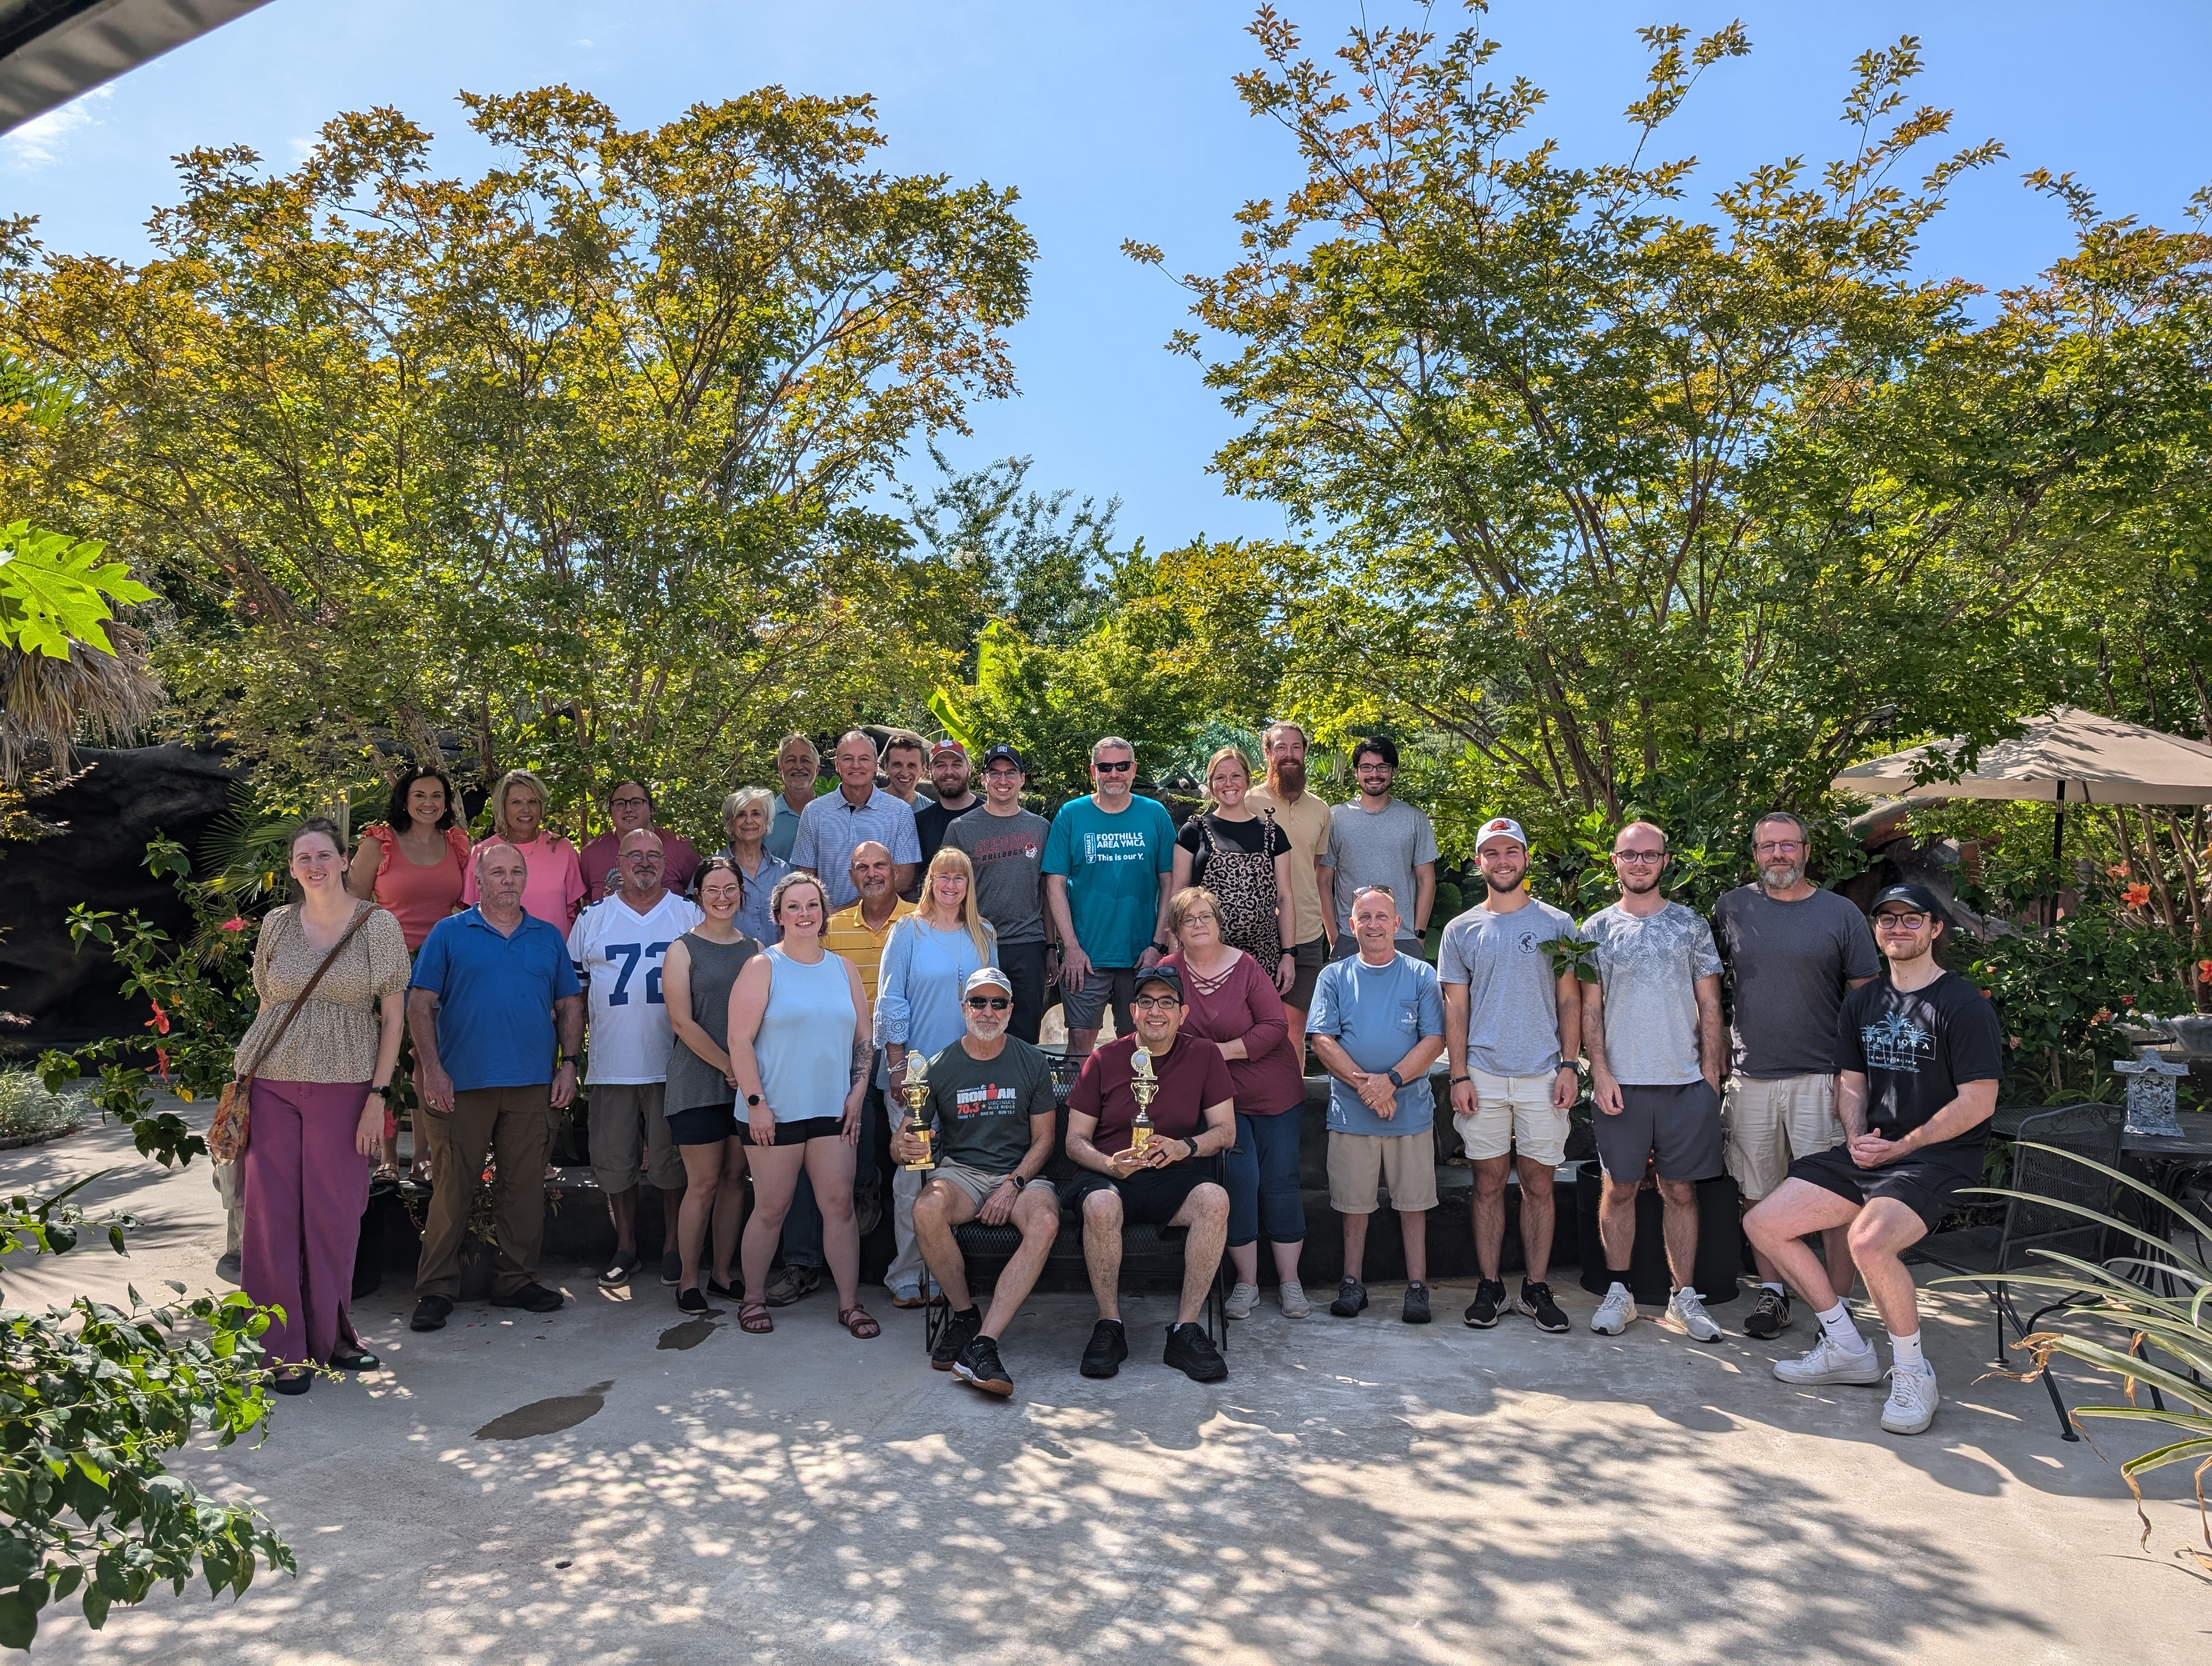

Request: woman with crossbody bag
left=233, top=818, right=410, bottom=1394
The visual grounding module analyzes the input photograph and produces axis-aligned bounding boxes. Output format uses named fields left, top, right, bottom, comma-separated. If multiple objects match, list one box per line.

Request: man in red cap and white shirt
left=1437, top=816, right=1584, bottom=1333
left=913, top=739, right=981, bottom=872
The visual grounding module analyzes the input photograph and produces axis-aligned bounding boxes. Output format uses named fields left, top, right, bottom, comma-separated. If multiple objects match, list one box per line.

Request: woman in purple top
left=1165, top=885, right=1311, bottom=1321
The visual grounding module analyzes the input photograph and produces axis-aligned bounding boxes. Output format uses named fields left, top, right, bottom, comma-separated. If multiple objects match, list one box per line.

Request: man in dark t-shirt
left=1745, top=883, right=2003, bottom=1439
left=896, top=966, right=1058, bottom=1396
left=1063, top=964, right=1236, bottom=1383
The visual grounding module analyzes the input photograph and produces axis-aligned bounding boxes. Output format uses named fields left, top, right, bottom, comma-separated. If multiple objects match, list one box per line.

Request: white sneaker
left=1590, top=1285, right=1637, bottom=1335
left=1278, top=1280, right=1311, bottom=1319
left=1880, top=1363, right=1940, bottom=1434
left=1773, top=1333, right=1883, bottom=1386
left=1224, top=1281, right=1261, bottom=1321
left=1667, top=1287, right=1722, bottom=1343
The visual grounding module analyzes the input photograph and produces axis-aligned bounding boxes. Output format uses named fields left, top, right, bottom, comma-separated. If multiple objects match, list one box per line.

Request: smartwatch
left=1183, top=1137, right=1199, bottom=1161
left=1386, top=1068, right=1405, bottom=1089
left=1151, top=938, right=1169, bottom=954
left=745, top=1093, right=763, bottom=1107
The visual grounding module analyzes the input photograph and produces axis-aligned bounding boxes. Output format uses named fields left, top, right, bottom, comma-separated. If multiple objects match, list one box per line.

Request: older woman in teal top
left=876, top=847, right=999, bottom=1304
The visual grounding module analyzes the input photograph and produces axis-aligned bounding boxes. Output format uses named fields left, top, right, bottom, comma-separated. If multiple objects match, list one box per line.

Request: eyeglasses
left=1094, top=759, right=1134, bottom=773
left=1180, top=910, right=1219, bottom=925
left=965, top=996, right=1012, bottom=1010
left=985, top=767, right=1024, bottom=782
left=610, top=796, right=650, bottom=810
left=1753, top=840, right=1805, bottom=855
left=1132, top=995, right=1179, bottom=1013
left=1874, top=912, right=1931, bottom=930
left=1613, top=850, right=1666, bottom=864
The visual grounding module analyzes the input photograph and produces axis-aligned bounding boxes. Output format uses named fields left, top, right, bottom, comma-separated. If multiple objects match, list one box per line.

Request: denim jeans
left=781, top=1082, right=882, bottom=1271
left=1224, top=1107, right=1306, bottom=1248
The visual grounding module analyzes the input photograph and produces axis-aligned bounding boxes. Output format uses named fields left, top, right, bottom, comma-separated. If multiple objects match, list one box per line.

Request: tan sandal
left=738, top=1300, right=773, bottom=1334
left=839, top=1304, right=880, bottom=1340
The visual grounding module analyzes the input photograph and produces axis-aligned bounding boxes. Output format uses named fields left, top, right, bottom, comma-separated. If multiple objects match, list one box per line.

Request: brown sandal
left=838, top=1304, right=880, bottom=1340
left=738, top=1300, right=773, bottom=1334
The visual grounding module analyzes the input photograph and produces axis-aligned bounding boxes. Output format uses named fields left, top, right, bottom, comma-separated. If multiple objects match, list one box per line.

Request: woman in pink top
left=1165, top=885, right=1311, bottom=1321
left=347, top=766, right=472, bottom=951
left=461, top=768, right=586, bottom=930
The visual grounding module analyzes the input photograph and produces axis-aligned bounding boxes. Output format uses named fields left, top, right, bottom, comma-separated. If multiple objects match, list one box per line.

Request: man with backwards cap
left=1062, top=963, right=1236, bottom=1382
left=1437, top=815, right=1584, bottom=1334
left=1746, top=882, right=2002, bottom=1436
left=896, top=966, right=1061, bottom=1397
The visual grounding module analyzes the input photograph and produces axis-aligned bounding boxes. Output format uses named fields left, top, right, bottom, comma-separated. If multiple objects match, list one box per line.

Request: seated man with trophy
left=1062, top=964, right=1237, bottom=1383
left=894, top=967, right=1062, bottom=1396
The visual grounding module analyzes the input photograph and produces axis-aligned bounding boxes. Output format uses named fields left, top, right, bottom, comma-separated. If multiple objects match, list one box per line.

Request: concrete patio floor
left=5, top=1105, right=2209, bottom=1664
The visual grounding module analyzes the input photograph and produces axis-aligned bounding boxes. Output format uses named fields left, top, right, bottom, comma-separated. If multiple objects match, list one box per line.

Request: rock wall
left=0, top=746, right=242, bottom=1048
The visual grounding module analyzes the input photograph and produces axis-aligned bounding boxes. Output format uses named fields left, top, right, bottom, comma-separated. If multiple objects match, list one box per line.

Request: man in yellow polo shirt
left=772, top=841, right=915, bottom=1304
left=1246, top=721, right=1333, bottom=1070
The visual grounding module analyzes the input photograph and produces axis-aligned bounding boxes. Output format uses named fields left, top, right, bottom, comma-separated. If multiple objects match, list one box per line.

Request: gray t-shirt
left=1327, top=798, right=1440, bottom=937
left=1581, top=900, right=1723, bottom=1087
left=1436, top=897, right=1579, bottom=1077
left=946, top=808, right=1051, bottom=946
left=1713, top=884, right=1880, bottom=1078
left=923, top=1033, right=1056, bottom=1174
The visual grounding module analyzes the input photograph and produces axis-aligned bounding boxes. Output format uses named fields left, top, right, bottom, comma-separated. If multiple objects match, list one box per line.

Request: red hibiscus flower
left=2121, top=882, right=2152, bottom=910
left=147, top=1001, right=170, bottom=1036
left=220, top=917, right=247, bottom=932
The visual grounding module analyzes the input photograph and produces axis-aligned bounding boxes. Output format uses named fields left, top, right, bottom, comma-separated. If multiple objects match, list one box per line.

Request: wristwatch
left=1151, top=938, right=1169, bottom=954
left=745, top=1093, right=763, bottom=1107
left=1449, top=1074, right=1471, bottom=1085
left=1386, top=1068, right=1405, bottom=1089
left=1183, top=1137, right=1199, bottom=1161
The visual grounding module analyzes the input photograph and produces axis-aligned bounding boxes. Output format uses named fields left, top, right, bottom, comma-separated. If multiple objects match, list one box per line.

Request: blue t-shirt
left=1308, top=950, right=1445, bottom=1135
left=1041, top=794, right=1176, bottom=969
left=409, top=907, right=581, bottom=1092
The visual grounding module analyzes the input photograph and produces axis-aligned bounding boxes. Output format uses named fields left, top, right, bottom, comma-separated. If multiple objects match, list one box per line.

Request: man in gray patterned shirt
left=1580, top=821, right=1727, bottom=1342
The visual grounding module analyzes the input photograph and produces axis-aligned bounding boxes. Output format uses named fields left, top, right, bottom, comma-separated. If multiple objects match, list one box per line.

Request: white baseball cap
left=963, top=966, right=1014, bottom=996
left=1475, top=816, right=1528, bottom=851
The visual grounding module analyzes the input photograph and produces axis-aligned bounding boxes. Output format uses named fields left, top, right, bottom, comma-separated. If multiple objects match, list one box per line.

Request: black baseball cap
left=1867, top=882, right=1943, bottom=917
left=1133, top=964, right=1184, bottom=1002
left=981, top=743, right=1025, bottom=772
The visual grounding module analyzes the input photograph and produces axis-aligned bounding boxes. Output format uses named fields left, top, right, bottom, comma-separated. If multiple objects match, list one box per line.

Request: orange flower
left=2197, top=958, right=2212, bottom=983
left=2090, top=1008, right=2113, bottom=1024
left=2122, top=882, right=2152, bottom=910
left=153, top=1046, right=170, bottom=1079
left=147, top=1000, right=170, bottom=1036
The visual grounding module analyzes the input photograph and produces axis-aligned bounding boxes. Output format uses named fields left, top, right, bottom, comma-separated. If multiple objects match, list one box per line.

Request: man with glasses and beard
left=1043, top=736, right=1176, bottom=1060
left=1246, top=721, right=1334, bottom=1067
left=1746, top=883, right=2001, bottom=1437
left=1581, top=821, right=1727, bottom=1342
left=1714, top=811, right=1879, bottom=1339
left=897, top=967, right=1060, bottom=1396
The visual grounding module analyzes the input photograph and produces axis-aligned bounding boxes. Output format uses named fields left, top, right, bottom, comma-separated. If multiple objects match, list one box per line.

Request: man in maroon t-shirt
left=1064, top=964, right=1236, bottom=1383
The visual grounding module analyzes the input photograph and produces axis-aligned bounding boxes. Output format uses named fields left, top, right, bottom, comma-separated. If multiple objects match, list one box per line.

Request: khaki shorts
left=1328, top=1130, right=1439, bottom=1214
left=930, top=1160, right=1056, bottom=1211
left=1453, top=1069, right=1571, bottom=1167
left=588, top=1081, right=685, bottom=1193
left=1723, top=1073, right=1842, bottom=1201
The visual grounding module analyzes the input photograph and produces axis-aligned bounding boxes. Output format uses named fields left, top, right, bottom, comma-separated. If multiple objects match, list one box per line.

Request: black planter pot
left=1572, top=1162, right=1744, bottom=1306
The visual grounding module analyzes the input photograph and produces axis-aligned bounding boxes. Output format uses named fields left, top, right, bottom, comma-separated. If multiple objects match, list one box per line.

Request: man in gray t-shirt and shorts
left=1714, top=810, right=1879, bottom=1338
left=1581, top=820, right=1727, bottom=1343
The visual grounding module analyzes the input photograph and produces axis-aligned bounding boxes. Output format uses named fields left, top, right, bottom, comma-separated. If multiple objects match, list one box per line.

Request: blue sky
left=5, top=1, right=2208, bottom=554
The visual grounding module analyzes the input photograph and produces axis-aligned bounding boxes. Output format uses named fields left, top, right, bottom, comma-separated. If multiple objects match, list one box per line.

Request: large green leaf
left=0, top=522, right=153, bottom=661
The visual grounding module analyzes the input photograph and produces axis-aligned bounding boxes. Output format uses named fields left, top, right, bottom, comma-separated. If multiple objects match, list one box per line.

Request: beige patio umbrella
left=1832, top=706, right=2212, bottom=924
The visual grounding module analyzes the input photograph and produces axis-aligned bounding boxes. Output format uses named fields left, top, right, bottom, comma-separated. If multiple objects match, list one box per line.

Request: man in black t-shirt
left=1745, top=883, right=2003, bottom=1438
left=896, top=966, right=1059, bottom=1396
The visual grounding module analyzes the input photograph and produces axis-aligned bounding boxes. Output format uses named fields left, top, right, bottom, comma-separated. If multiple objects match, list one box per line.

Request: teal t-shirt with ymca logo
left=1041, top=793, right=1176, bottom=968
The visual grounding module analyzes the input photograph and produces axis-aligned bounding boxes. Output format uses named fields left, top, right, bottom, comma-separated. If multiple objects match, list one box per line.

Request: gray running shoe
left=1277, top=1279, right=1312, bottom=1319
left=1590, top=1285, right=1637, bottom=1335
left=1668, top=1286, right=1723, bottom=1343
left=1224, top=1281, right=1261, bottom=1321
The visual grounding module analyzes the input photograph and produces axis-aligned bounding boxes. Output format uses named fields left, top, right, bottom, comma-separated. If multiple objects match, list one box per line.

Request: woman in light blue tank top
left=727, top=871, right=878, bottom=1340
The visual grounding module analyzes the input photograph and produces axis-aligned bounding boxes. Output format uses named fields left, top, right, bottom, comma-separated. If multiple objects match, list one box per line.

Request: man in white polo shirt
left=568, top=829, right=704, bottom=1287
left=1438, top=816, right=1583, bottom=1334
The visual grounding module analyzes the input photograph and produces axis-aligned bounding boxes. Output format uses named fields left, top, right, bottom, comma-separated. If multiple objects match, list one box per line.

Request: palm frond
left=0, top=624, right=161, bottom=780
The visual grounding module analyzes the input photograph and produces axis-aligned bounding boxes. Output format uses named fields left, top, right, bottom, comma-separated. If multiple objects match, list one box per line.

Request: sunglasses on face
left=966, top=996, right=1012, bottom=1010
left=1094, top=759, right=1134, bottom=773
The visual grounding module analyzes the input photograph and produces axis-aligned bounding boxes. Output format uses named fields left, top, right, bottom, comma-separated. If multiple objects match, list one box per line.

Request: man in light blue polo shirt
left=790, top=729, right=922, bottom=907
left=407, top=842, right=583, bottom=1331
left=1307, top=885, right=1447, bottom=1324
left=766, top=733, right=820, bottom=861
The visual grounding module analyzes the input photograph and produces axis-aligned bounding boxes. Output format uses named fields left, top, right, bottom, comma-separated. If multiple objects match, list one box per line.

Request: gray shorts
left=1593, top=1080, right=1724, bottom=1185
left=588, top=1081, right=684, bottom=1193
left=1062, top=965, right=1137, bottom=1033
left=930, top=1160, right=1056, bottom=1210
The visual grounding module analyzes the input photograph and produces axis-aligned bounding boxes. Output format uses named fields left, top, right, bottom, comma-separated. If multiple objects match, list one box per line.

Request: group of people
left=223, top=726, right=1999, bottom=1436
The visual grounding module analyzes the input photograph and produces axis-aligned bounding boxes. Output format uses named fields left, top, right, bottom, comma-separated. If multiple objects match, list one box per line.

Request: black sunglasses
left=965, top=996, right=1012, bottom=1010
left=1093, top=759, right=1134, bottom=772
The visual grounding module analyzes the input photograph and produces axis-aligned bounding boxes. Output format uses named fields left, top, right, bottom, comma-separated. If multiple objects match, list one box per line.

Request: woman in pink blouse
left=348, top=766, right=472, bottom=950
left=1164, top=885, right=1311, bottom=1321
left=461, top=768, right=586, bottom=930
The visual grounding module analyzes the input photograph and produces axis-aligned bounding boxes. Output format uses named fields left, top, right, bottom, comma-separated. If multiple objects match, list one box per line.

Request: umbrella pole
left=2048, top=781, right=2066, bottom=929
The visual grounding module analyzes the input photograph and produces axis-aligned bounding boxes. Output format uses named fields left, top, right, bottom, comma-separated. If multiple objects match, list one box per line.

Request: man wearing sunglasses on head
left=897, top=967, right=1061, bottom=1396
left=1746, top=883, right=2001, bottom=1437
left=1043, top=736, right=1177, bottom=1059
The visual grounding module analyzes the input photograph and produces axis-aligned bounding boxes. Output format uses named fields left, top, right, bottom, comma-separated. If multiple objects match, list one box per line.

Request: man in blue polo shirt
left=790, top=729, right=922, bottom=907
left=407, top=841, right=583, bottom=1330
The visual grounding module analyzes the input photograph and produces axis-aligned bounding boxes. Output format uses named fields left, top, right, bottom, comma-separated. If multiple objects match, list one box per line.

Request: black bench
left=921, top=1068, right=1230, bottom=1355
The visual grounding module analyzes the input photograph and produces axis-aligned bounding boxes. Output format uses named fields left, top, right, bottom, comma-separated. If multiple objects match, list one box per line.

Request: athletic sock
left=1605, top=1267, right=1632, bottom=1295
left=1889, top=1330, right=1925, bottom=1374
left=1761, top=1281, right=1786, bottom=1297
left=1817, top=1300, right=1868, bottom=1353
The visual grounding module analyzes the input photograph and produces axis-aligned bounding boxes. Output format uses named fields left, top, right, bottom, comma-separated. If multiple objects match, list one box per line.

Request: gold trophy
left=899, top=1049, right=935, bottom=1171
left=1129, top=1047, right=1158, bottom=1154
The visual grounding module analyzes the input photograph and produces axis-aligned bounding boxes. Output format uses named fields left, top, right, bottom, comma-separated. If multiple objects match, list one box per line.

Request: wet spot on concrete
left=475, top=1380, right=615, bottom=1440
left=656, top=1316, right=718, bottom=1351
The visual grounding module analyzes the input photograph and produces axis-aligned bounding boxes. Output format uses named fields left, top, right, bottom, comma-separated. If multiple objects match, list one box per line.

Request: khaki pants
left=414, top=1084, right=557, bottom=1299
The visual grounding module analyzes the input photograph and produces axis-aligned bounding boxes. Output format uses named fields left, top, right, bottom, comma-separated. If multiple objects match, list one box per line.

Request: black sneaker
left=1516, top=1280, right=1571, bottom=1333
left=1079, top=1318, right=1129, bottom=1379
left=1744, top=1287, right=1792, bottom=1340
left=1401, top=1281, right=1432, bottom=1324
left=490, top=1281, right=564, bottom=1313
left=1463, top=1277, right=1506, bottom=1328
left=1162, top=1321, right=1228, bottom=1383
left=954, top=1333, right=1015, bottom=1396
left=931, top=1306, right=983, bottom=1372
left=1330, top=1277, right=1368, bottom=1318
left=410, top=1294, right=453, bottom=1332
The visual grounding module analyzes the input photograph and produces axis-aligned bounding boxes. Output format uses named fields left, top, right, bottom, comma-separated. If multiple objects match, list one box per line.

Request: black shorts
left=770, top=1114, right=846, bottom=1147
left=666, top=1104, right=743, bottom=1146
left=1284, top=935, right=1328, bottom=1013
left=1789, top=1144, right=1980, bottom=1234
left=1060, top=1161, right=1218, bottom=1226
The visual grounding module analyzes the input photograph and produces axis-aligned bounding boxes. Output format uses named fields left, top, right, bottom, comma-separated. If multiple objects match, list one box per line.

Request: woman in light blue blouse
left=876, top=846, right=998, bottom=1304
left=716, top=786, right=790, bottom=947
